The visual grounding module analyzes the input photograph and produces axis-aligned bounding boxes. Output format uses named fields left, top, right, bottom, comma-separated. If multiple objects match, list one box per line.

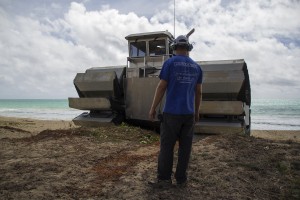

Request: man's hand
left=149, top=108, right=156, bottom=122
left=194, top=112, right=200, bottom=123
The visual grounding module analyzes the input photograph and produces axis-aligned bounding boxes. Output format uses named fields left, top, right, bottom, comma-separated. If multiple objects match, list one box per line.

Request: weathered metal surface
left=125, top=77, right=162, bottom=121
left=198, top=59, right=245, bottom=71
left=200, top=101, right=244, bottom=115
left=72, top=113, right=114, bottom=127
left=86, top=66, right=126, bottom=79
left=74, top=71, right=116, bottom=97
left=200, top=61, right=245, bottom=96
left=125, top=31, right=173, bottom=41
left=68, top=97, right=111, bottom=110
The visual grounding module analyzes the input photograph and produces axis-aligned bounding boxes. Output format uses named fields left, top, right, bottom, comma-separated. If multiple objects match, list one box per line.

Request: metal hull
left=68, top=31, right=251, bottom=134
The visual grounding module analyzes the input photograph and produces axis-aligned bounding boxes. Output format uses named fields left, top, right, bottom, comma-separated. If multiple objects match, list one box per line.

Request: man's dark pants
left=158, top=113, right=194, bottom=183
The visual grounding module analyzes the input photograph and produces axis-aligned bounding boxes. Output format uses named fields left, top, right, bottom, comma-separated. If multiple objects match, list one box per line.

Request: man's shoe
left=148, top=179, right=172, bottom=189
left=176, top=181, right=187, bottom=188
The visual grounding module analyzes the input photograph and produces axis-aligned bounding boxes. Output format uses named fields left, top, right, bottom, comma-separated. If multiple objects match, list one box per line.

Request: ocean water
left=0, top=99, right=82, bottom=121
left=0, top=99, right=299, bottom=130
left=251, top=99, right=300, bottom=130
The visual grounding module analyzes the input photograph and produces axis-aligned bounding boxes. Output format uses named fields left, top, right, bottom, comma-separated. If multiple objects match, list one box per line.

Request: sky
left=0, top=0, right=299, bottom=99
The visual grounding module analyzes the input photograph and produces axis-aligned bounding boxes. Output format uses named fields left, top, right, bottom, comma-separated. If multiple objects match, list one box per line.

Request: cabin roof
left=125, top=31, right=174, bottom=41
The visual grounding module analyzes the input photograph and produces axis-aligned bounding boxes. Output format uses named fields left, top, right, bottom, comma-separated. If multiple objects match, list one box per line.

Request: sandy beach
left=0, top=116, right=299, bottom=199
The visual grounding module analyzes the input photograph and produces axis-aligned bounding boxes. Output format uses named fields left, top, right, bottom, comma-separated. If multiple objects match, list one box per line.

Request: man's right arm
left=149, top=79, right=168, bottom=121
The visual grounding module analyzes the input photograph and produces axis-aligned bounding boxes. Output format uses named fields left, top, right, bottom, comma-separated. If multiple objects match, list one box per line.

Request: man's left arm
left=195, top=84, right=202, bottom=122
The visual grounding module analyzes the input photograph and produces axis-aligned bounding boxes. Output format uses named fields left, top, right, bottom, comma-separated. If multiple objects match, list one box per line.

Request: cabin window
left=130, top=41, right=146, bottom=57
left=149, top=40, right=166, bottom=56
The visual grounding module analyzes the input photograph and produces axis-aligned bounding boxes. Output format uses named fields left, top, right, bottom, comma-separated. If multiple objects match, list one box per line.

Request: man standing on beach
left=149, top=35, right=203, bottom=188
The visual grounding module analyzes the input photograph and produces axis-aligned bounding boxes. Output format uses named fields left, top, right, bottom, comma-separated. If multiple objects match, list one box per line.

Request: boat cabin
left=125, top=31, right=174, bottom=78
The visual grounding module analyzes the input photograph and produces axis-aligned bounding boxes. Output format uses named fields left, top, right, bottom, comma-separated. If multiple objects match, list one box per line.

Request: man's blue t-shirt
left=159, top=55, right=203, bottom=115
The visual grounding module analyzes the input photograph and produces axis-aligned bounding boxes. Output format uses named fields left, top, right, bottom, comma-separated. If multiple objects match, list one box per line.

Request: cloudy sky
left=0, top=0, right=299, bottom=99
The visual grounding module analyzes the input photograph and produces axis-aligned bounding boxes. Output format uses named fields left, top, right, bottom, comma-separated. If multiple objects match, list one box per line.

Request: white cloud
left=0, top=6, right=100, bottom=98
left=0, top=0, right=299, bottom=99
left=179, top=0, right=300, bottom=99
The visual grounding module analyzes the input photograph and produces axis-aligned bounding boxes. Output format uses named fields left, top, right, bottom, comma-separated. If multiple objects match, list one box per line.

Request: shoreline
left=0, top=116, right=299, bottom=142
left=0, top=116, right=77, bottom=139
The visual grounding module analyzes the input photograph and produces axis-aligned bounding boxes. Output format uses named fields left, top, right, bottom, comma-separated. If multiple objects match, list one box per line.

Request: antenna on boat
left=174, top=0, right=176, bottom=37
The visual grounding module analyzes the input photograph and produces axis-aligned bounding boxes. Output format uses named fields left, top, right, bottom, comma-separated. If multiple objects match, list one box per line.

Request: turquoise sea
left=0, top=99, right=82, bottom=121
left=0, top=99, right=299, bottom=130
